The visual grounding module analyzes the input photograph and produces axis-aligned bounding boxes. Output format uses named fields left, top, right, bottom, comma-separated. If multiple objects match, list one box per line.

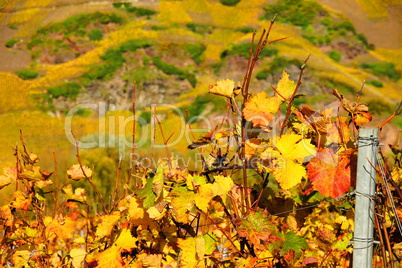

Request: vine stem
left=240, top=15, right=283, bottom=214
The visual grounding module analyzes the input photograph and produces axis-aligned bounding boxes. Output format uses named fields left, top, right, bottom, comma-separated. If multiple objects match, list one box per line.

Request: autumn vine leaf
left=243, top=92, right=281, bottom=132
left=61, top=184, right=87, bottom=203
left=67, top=164, right=93, bottom=180
left=10, top=191, right=30, bottom=210
left=70, top=248, right=86, bottom=268
left=208, top=79, right=235, bottom=98
left=275, top=70, right=297, bottom=100
left=237, top=212, right=279, bottom=250
left=178, top=237, right=198, bottom=267
left=95, top=211, right=121, bottom=239
left=261, top=133, right=316, bottom=190
left=0, top=167, right=17, bottom=189
left=115, top=228, right=138, bottom=251
left=307, top=148, right=356, bottom=198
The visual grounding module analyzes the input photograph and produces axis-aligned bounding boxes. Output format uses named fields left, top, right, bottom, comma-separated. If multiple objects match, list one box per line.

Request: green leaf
left=135, top=177, right=155, bottom=209
left=203, top=233, right=217, bottom=255
left=281, top=231, right=308, bottom=256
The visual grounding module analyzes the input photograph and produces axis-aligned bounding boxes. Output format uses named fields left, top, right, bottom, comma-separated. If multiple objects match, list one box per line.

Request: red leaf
left=307, top=148, right=356, bottom=198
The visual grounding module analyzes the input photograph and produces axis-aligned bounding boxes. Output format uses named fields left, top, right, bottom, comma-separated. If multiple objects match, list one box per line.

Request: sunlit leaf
left=10, top=191, right=30, bottom=210
left=261, top=133, right=316, bottom=189
left=276, top=70, right=296, bottom=100
left=195, top=183, right=213, bottom=212
left=12, top=245, right=32, bottom=268
left=170, top=186, right=196, bottom=223
left=178, top=237, right=198, bottom=267
left=273, top=160, right=307, bottom=190
left=95, top=212, right=121, bottom=239
left=61, top=184, right=87, bottom=203
left=211, top=175, right=234, bottom=204
left=243, top=92, right=281, bottom=132
left=96, top=245, right=124, bottom=268
left=115, top=228, right=137, bottom=251
left=70, top=248, right=86, bottom=268
left=307, top=148, right=356, bottom=198
left=208, top=79, right=235, bottom=98
left=128, top=196, right=144, bottom=220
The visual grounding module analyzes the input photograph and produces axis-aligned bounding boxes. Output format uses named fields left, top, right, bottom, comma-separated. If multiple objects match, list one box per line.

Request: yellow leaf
left=115, top=229, right=137, bottom=251
left=96, top=245, right=124, bottom=268
left=70, top=248, right=86, bottom=268
left=24, top=227, right=38, bottom=238
left=61, top=184, right=87, bottom=203
left=147, top=207, right=162, bottom=220
left=178, top=238, right=197, bottom=268
left=19, top=166, right=42, bottom=181
left=211, top=175, right=234, bottom=204
left=258, top=249, right=273, bottom=259
left=195, top=184, right=213, bottom=212
left=243, top=92, right=281, bottom=131
left=12, top=245, right=31, bottom=268
left=170, top=187, right=196, bottom=223
left=276, top=70, right=296, bottom=100
left=208, top=79, right=235, bottom=98
left=196, top=236, right=206, bottom=259
left=95, top=212, right=121, bottom=239
left=286, top=215, right=298, bottom=231
left=273, top=159, right=306, bottom=190
left=128, top=197, right=144, bottom=220
left=274, top=133, right=315, bottom=163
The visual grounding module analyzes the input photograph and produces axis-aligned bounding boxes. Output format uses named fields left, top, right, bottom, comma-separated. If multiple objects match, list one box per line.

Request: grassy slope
left=0, top=0, right=401, bottom=177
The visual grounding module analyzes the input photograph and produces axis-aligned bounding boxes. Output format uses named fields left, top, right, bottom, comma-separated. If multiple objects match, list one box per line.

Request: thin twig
left=153, top=109, right=173, bottom=169
left=378, top=101, right=402, bottom=130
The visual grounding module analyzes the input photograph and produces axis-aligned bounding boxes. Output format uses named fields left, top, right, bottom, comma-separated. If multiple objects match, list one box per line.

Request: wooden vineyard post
left=353, top=128, right=379, bottom=268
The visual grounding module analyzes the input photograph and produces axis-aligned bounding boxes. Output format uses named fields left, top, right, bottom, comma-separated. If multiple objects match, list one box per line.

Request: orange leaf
left=307, top=148, right=356, bottom=198
left=353, top=111, right=372, bottom=126
left=243, top=92, right=281, bottom=132
left=11, top=191, right=30, bottom=210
